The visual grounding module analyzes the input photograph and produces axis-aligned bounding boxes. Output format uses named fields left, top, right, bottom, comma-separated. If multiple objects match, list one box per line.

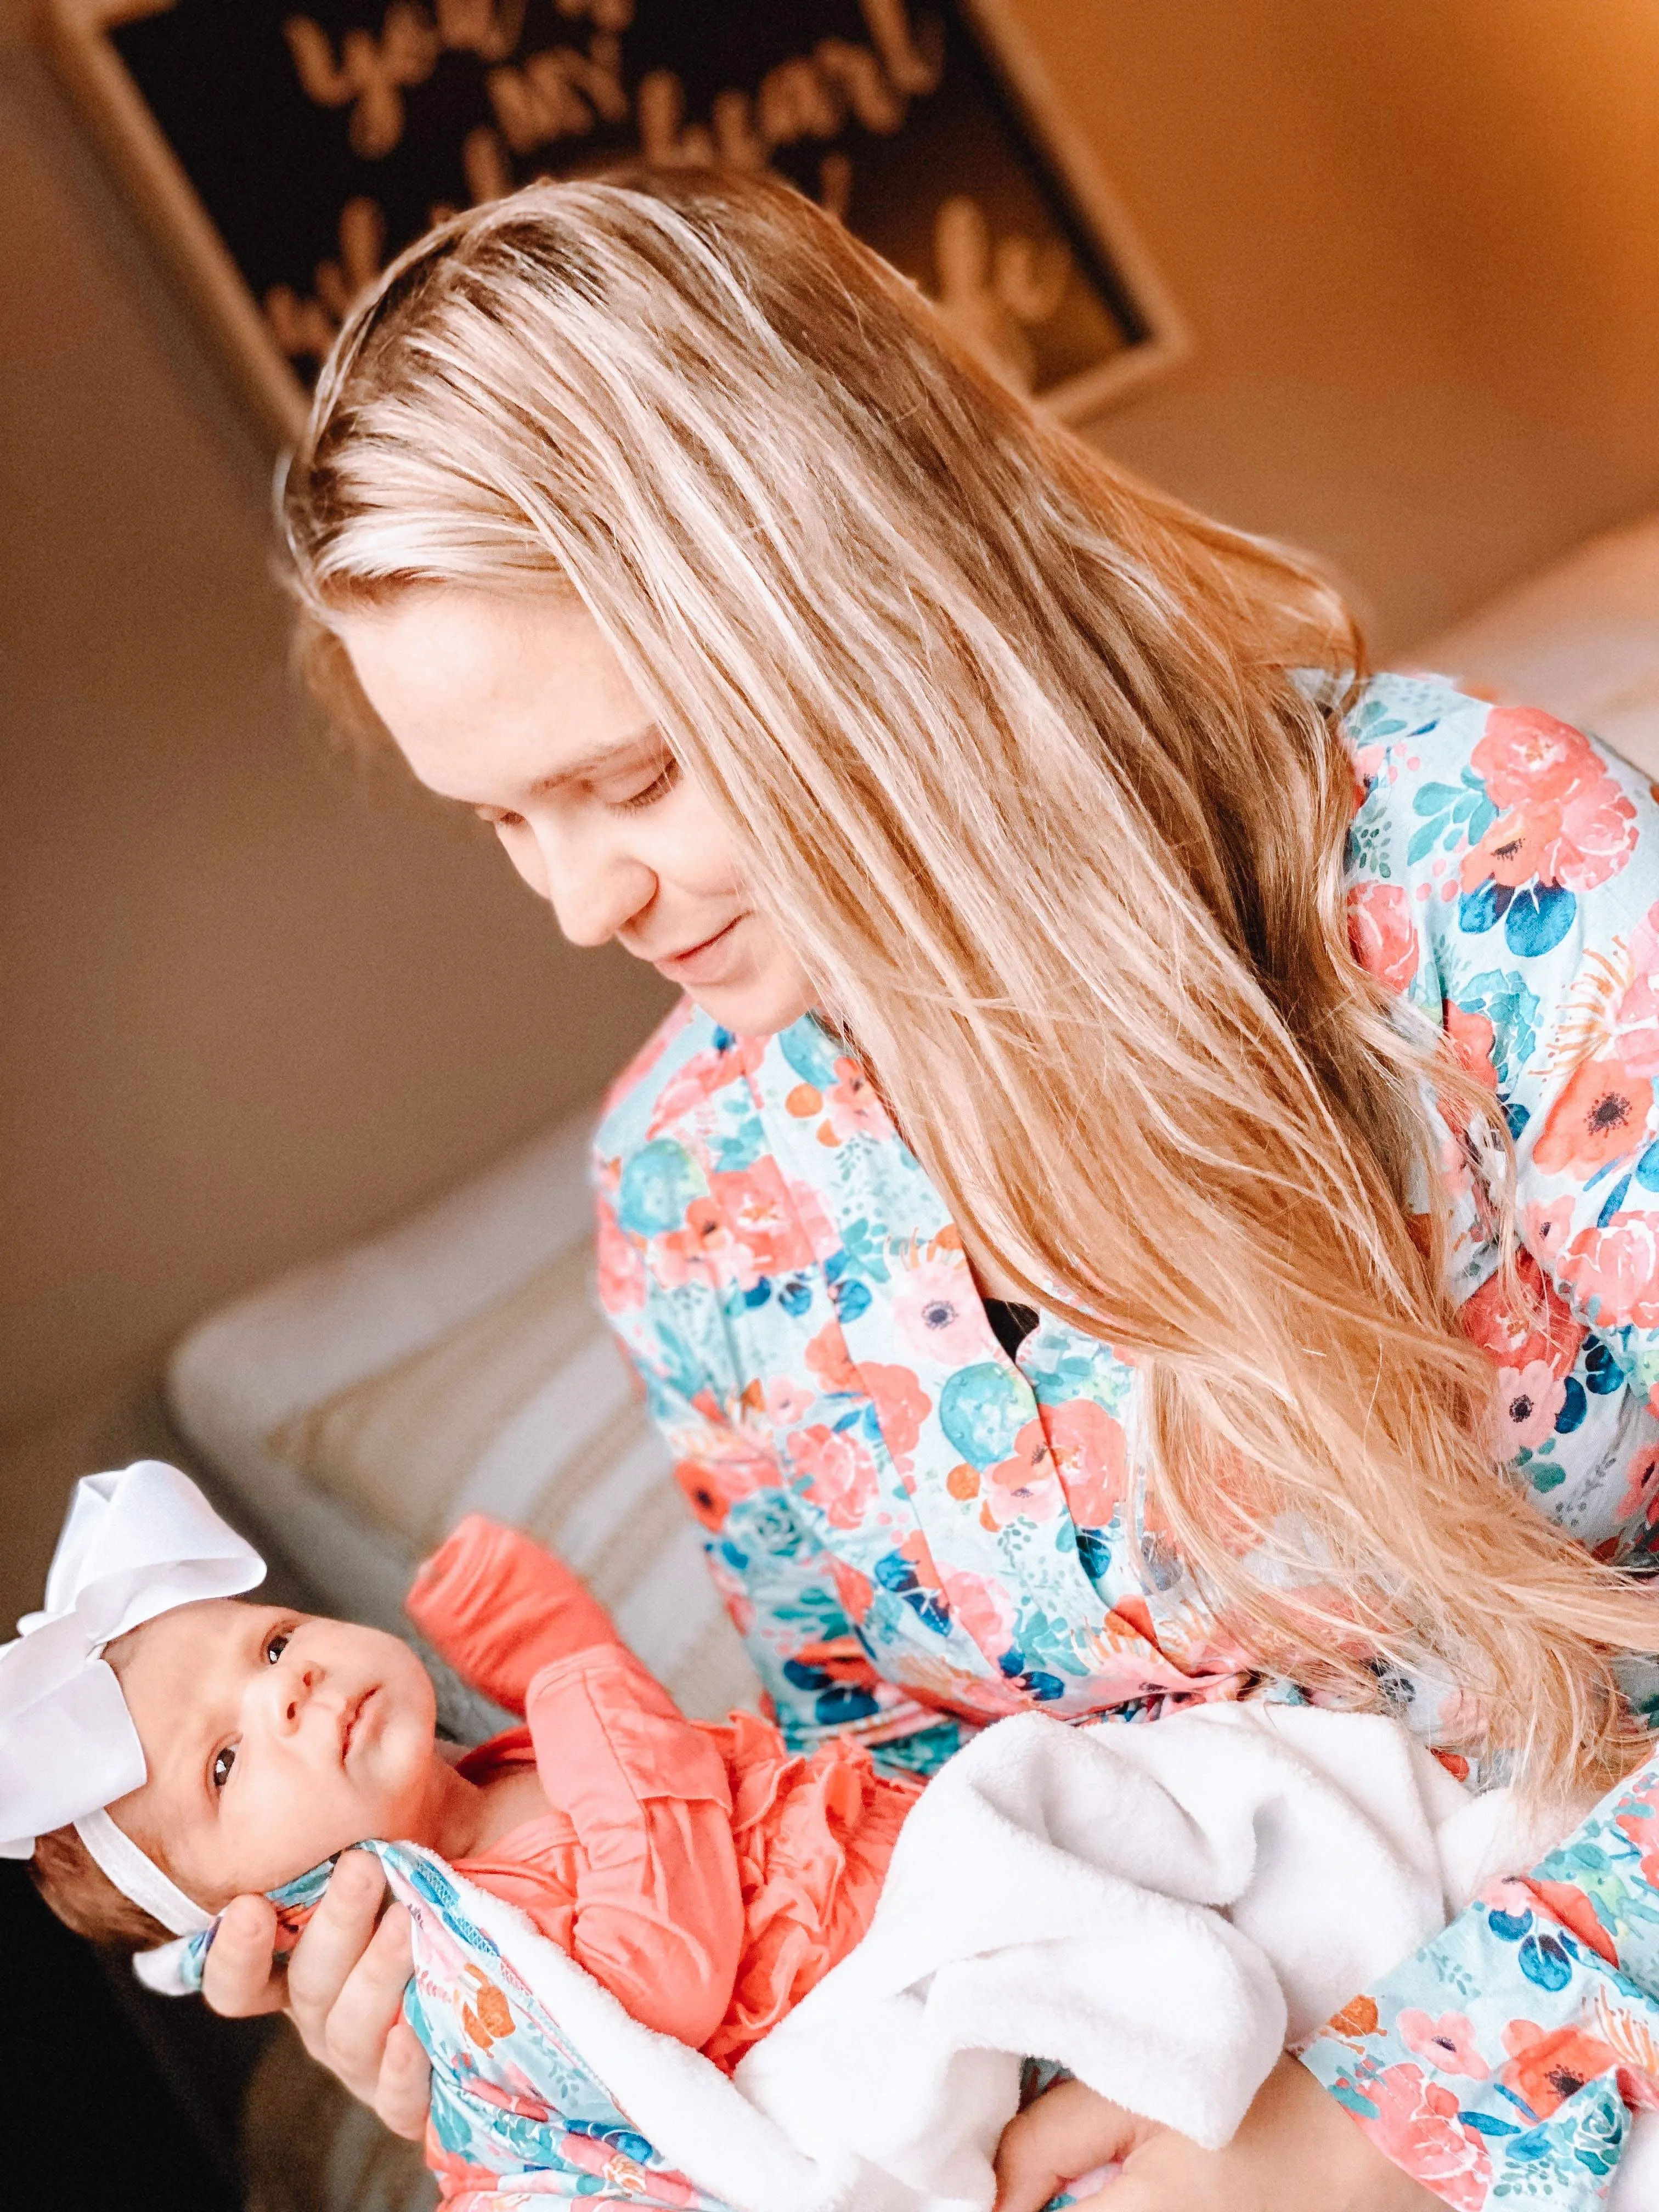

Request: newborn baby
left=4, top=1463, right=924, bottom=2203
left=47, top=1512, right=917, bottom=2069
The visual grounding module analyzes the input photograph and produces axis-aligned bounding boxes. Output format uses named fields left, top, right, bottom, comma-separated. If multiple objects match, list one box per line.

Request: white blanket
left=420, top=1705, right=1659, bottom=2210
left=376, top=1699, right=1659, bottom=2203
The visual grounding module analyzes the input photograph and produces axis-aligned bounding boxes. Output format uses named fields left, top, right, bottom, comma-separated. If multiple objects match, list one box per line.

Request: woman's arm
left=598, top=1257, right=946, bottom=1762
left=1297, top=1748, right=1659, bottom=2207
left=994, top=2057, right=1440, bottom=2212
left=1296, top=707, right=1659, bottom=2205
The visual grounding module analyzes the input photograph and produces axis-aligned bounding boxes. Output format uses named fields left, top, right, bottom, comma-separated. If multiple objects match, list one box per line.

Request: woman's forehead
left=336, top=585, right=654, bottom=803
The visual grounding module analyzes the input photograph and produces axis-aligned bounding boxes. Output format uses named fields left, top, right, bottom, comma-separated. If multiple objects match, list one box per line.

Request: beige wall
left=4, top=0, right=1659, bottom=1615
left=0, top=41, right=675, bottom=1550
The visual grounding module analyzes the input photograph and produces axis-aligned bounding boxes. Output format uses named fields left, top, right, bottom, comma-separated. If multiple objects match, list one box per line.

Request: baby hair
left=30, top=1823, right=172, bottom=1953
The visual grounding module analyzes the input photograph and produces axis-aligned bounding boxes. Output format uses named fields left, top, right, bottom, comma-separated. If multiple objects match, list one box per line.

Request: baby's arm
left=524, top=1645, right=743, bottom=2050
left=407, top=1514, right=620, bottom=1714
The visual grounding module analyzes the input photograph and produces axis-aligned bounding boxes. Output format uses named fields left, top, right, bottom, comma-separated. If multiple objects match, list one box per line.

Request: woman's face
left=337, top=588, right=814, bottom=1038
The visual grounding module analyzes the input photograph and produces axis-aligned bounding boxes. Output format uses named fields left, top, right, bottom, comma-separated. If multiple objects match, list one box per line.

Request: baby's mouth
left=340, top=1686, right=377, bottom=1763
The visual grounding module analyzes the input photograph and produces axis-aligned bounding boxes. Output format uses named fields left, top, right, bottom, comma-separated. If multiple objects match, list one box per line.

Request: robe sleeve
left=594, top=1252, right=955, bottom=1773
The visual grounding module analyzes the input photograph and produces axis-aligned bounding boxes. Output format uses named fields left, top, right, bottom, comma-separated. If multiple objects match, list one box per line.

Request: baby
left=9, top=1465, right=919, bottom=2089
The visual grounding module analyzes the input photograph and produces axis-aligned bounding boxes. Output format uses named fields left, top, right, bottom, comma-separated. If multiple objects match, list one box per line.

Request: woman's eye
left=616, top=759, right=680, bottom=812
left=212, top=1745, right=237, bottom=1792
left=264, top=1630, right=290, bottom=1666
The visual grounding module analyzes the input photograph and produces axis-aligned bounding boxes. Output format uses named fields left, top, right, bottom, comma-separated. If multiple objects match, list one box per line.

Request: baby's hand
left=993, top=2078, right=1124, bottom=2211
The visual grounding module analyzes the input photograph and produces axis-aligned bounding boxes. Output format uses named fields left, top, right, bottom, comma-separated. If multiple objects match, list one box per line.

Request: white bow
left=0, top=1462, right=265, bottom=1863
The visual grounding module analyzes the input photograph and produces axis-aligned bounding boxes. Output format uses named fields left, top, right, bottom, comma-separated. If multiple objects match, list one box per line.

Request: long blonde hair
left=283, top=167, right=1657, bottom=1792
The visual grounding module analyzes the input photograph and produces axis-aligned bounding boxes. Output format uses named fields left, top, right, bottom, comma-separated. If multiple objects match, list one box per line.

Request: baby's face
left=105, top=1599, right=441, bottom=1911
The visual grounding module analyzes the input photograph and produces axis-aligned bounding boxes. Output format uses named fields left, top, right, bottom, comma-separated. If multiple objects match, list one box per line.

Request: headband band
left=74, top=1808, right=212, bottom=1937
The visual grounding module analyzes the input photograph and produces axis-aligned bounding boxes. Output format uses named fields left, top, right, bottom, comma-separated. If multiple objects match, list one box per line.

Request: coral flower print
left=1357, top=2064, right=1492, bottom=2211
left=1443, top=1001, right=1499, bottom=1090
left=653, top=1196, right=738, bottom=1291
left=892, top=1253, right=995, bottom=1365
left=594, top=1194, right=646, bottom=1312
left=1557, top=1213, right=1659, bottom=1331
left=1397, top=2011, right=1490, bottom=2081
left=1499, top=2019, right=1622, bottom=2118
left=1618, top=1441, right=1659, bottom=1528
left=708, top=1158, right=817, bottom=1282
left=823, top=1058, right=893, bottom=1142
left=1467, top=707, right=1638, bottom=891
left=1495, top=1359, right=1568, bottom=1453
left=788, top=1422, right=881, bottom=1529
left=1043, top=1398, right=1129, bottom=1530
left=856, top=1362, right=932, bottom=1472
left=1520, top=1196, right=1576, bottom=1264
left=982, top=1419, right=1061, bottom=1527
left=1533, top=1054, right=1653, bottom=1176
left=939, top=1565, right=1018, bottom=1658
left=1347, top=881, right=1419, bottom=995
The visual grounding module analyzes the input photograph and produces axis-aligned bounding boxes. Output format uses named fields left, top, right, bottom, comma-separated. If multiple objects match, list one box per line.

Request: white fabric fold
left=0, top=1461, right=264, bottom=1859
left=375, top=1705, right=1656, bottom=2212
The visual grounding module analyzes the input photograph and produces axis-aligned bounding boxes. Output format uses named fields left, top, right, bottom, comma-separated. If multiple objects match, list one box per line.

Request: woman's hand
left=199, top=1852, right=431, bottom=2140
left=994, top=2059, right=1443, bottom=2212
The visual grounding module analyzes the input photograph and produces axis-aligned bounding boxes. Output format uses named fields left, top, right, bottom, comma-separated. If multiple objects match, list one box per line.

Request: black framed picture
left=44, top=0, right=1187, bottom=441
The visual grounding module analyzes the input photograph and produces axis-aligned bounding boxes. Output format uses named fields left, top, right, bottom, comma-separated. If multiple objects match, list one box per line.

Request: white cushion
left=1409, top=513, right=1659, bottom=777
left=166, top=1111, right=759, bottom=1723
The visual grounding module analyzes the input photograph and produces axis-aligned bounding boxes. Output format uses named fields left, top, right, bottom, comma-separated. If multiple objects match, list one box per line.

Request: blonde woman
left=204, top=170, right=1659, bottom=2209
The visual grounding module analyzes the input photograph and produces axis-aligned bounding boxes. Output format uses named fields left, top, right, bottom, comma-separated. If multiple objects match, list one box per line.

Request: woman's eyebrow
left=522, top=725, right=667, bottom=795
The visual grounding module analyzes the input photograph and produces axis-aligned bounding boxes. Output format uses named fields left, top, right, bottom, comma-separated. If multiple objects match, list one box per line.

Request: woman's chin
left=687, top=975, right=813, bottom=1040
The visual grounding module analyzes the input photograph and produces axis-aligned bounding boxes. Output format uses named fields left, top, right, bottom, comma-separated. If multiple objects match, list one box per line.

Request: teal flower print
left=939, top=1362, right=1029, bottom=1469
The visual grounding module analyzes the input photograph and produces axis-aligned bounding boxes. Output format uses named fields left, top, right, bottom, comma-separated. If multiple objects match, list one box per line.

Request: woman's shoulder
left=1342, top=668, right=1656, bottom=865
left=592, top=1003, right=845, bottom=1173
left=1341, top=668, right=1659, bottom=1047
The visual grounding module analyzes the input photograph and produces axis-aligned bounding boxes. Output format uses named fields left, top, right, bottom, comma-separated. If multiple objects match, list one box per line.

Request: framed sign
left=43, top=0, right=1188, bottom=443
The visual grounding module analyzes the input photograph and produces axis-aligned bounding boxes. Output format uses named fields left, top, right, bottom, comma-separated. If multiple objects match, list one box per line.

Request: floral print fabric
left=595, top=674, right=1659, bottom=2204
left=174, top=1844, right=727, bottom=2208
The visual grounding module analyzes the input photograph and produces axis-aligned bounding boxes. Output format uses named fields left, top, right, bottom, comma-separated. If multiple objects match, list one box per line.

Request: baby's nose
left=272, top=1658, right=322, bottom=1728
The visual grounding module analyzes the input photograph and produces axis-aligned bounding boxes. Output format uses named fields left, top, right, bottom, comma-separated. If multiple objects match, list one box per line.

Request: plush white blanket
left=444, top=1702, right=1659, bottom=2210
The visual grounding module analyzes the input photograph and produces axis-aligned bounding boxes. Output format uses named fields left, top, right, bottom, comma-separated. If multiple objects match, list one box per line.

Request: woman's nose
left=535, top=822, right=655, bottom=950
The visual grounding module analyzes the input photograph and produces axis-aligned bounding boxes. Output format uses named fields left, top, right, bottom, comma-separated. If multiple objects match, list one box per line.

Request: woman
left=206, top=167, right=1659, bottom=2208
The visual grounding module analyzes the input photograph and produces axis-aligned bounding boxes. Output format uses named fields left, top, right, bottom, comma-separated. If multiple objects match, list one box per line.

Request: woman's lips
left=653, top=916, right=743, bottom=984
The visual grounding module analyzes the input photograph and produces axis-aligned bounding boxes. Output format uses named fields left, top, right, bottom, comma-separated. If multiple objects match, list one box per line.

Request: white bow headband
left=0, top=1461, right=265, bottom=1935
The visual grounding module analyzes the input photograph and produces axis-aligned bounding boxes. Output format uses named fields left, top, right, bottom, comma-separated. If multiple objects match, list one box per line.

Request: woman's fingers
left=993, top=2080, right=1142, bottom=2212
left=317, top=1898, right=417, bottom=2101
left=374, top=2018, right=433, bottom=2141
left=286, top=1858, right=415, bottom=2094
left=199, top=1892, right=287, bottom=2017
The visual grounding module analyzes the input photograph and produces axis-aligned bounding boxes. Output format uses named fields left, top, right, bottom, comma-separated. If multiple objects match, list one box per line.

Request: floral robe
left=595, top=674, right=1659, bottom=2207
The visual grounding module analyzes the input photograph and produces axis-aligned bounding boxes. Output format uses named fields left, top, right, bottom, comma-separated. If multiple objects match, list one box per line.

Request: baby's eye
left=264, top=1630, right=290, bottom=1666
left=212, top=1745, right=237, bottom=1791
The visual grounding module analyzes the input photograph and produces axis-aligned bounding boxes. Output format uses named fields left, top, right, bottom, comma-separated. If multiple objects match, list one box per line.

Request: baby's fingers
left=199, top=1892, right=287, bottom=2018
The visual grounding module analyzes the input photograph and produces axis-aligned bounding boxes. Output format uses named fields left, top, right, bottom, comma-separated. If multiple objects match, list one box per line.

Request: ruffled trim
left=700, top=1709, right=922, bottom=2072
